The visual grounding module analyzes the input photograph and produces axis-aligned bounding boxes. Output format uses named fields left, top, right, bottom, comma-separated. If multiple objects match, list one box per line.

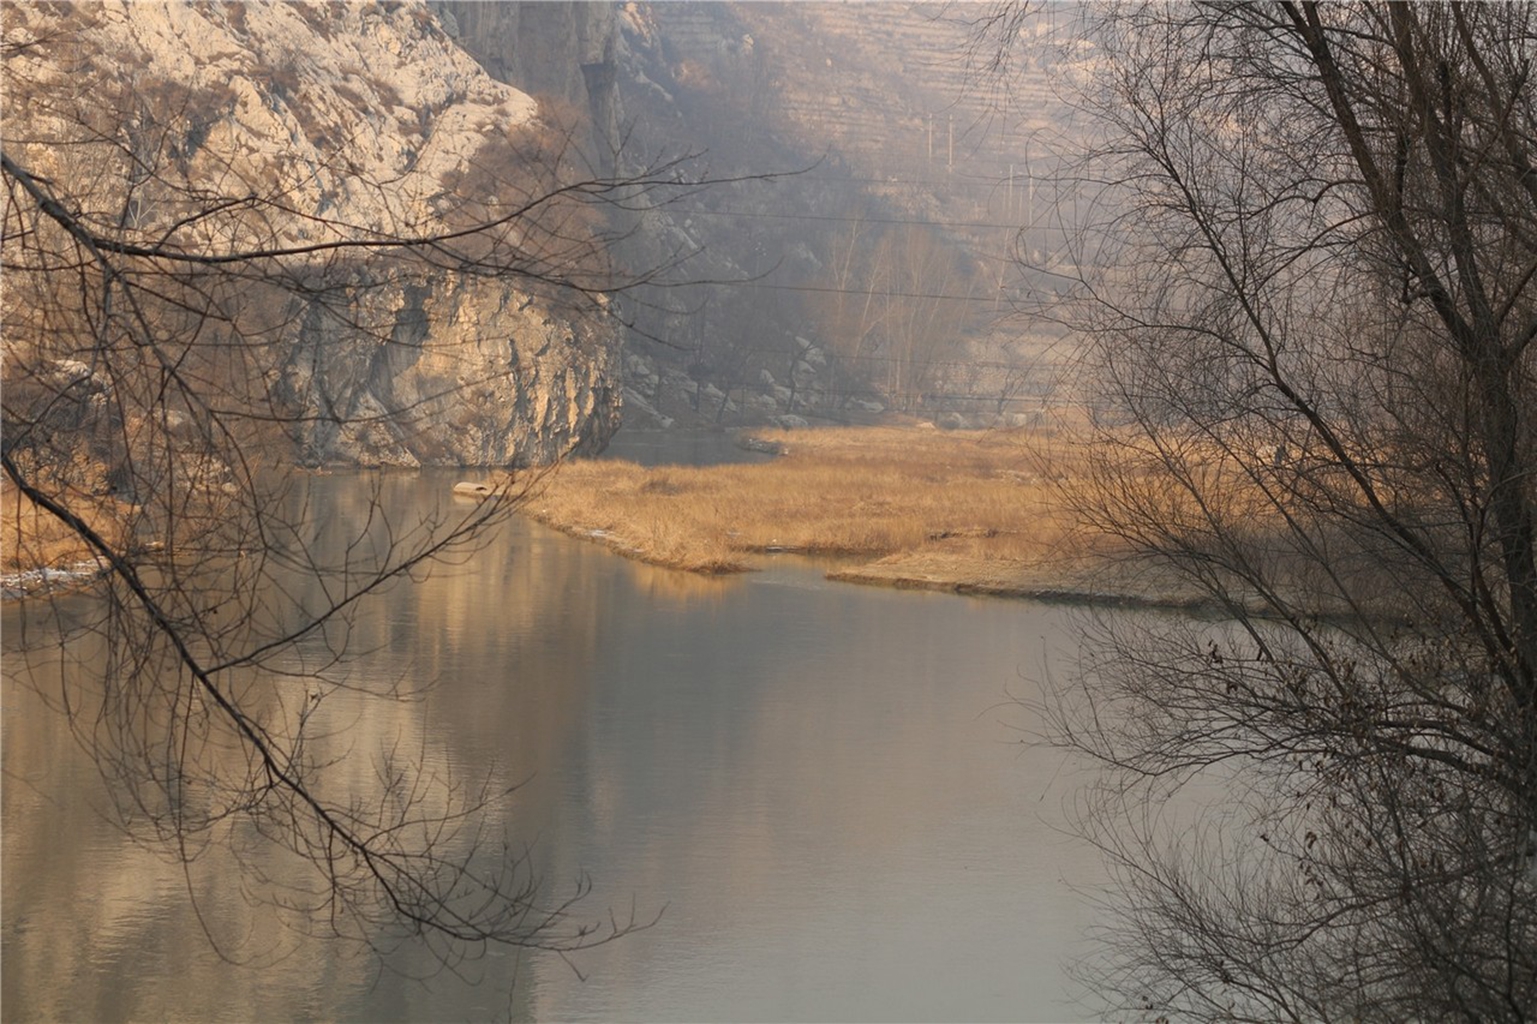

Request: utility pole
left=1023, top=140, right=1032, bottom=225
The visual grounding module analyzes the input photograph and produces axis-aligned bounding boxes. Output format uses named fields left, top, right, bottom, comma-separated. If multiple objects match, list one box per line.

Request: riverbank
left=515, top=425, right=1201, bottom=607
left=2, top=426, right=1197, bottom=609
left=0, top=483, right=116, bottom=600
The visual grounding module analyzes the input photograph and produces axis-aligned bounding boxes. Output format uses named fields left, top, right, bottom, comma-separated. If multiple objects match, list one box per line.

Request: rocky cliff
left=432, top=1, right=621, bottom=172
left=1, top=0, right=621, bottom=466
left=279, top=271, right=619, bottom=467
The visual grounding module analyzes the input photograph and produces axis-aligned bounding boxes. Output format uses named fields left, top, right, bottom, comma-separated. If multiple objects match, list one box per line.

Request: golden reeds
left=519, top=426, right=1102, bottom=590
left=1, top=481, right=118, bottom=574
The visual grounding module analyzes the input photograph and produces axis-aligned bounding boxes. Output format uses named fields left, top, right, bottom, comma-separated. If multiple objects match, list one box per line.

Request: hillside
left=599, top=2, right=1078, bottom=430
left=2, top=0, right=623, bottom=469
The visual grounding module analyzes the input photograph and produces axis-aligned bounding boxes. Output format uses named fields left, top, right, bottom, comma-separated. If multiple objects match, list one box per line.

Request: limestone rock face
left=2, top=0, right=622, bottom=466
left=432, top=2, right=623, bottom=178
left=6, top=1, right=537, bottom=241
left=279, top=274, right=620, bottom=467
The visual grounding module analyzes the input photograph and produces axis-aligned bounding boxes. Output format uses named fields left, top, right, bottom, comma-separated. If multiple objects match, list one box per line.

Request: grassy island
left=517, top=426, right=1174, bottom=604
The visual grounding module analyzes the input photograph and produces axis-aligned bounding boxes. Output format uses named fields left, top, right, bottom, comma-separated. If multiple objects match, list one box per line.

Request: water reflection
left=2, top=618, right=417, bottom=1023
left=3, top=471, right=1102, bottom=1022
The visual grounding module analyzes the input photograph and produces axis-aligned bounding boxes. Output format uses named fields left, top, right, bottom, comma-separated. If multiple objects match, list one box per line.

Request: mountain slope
left=2, top=0, right=621, bottom=467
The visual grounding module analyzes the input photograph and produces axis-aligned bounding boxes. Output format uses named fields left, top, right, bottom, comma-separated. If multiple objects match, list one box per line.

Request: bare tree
left=811, top=211, right=892, bottom=409
left=0, top=4, right=753, bottom=976
left=871, top=223, right=978, bottom=413
left=985, top=3, right=1537, bottom=1019
left=809, top=217, right=979, bottom=414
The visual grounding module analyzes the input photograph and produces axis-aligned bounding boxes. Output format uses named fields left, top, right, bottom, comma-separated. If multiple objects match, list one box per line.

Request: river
left=2, top=438, right=1107, bottom=1022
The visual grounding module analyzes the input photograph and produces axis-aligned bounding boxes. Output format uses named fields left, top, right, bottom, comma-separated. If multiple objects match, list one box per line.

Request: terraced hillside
left=655, top=3, right=1077, bottom=247
left=634, top=2, right=1080, bottom=417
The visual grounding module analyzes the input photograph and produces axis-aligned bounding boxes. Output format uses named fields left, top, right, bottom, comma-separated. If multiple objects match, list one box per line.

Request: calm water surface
left=3, top=456, right=1105, bottom=1022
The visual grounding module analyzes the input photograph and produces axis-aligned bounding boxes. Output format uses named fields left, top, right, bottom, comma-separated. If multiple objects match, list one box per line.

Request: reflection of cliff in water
left=0, top=472, right=617, bottom=1023
left=3, top=465, right=1102, bottom=1021
left=3, top=614, right=550, bottom=1023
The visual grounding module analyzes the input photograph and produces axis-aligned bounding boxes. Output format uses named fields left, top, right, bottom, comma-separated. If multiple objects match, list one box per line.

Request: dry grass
left=519, top=426, right=1104, bottom=583
left=1, top=481, right=119, bottom=575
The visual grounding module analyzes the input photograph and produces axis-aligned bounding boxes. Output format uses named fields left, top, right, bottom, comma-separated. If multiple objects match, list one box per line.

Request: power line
left=683, top=207, right=1034, bottom=231
left=774, top=173, right=1045, bottom=188
left=658, top=273, right=1061, bottom=302
left=743, top=280, right=998, bottom=302
left=694, top=346, right=1059, bottom=374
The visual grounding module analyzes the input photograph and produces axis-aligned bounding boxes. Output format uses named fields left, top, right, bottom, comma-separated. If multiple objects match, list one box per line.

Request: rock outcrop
left=279, top=272, right=619, bottom=467
left=1, top=0, right=622, bottom=467
left=432, top=1, right=622, bottom=171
